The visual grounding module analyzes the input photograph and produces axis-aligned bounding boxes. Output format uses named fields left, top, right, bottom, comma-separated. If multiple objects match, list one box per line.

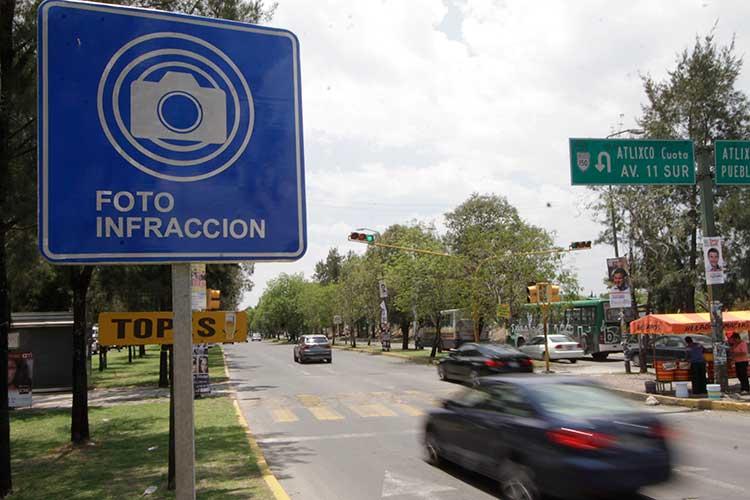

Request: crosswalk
left=248, top=388, right=459, bottom=424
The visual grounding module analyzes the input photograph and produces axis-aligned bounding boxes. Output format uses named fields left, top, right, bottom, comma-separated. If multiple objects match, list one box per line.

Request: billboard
left=8, top=352, right=33, bottom=408
left=607, top=257, right=632, bottom=308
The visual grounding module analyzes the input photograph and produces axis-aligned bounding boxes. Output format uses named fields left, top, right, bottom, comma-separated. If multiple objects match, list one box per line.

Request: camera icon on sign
left=131, top=72, right=227, bottom=144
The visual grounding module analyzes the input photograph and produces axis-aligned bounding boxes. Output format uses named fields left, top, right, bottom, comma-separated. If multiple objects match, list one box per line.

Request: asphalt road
left=226, top=341, right=750, bottom=500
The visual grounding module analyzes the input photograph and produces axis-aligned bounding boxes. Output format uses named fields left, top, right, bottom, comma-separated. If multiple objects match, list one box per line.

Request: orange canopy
left=629, top=311, right=750, bottom=335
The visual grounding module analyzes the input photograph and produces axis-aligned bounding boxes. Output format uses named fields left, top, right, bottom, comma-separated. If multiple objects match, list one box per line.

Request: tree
left=589, top=30, right=750, bottom=313
left=445, top=194, right=576, bottom=340
left=255, top=273, right=306, bottom=341
left=313, top=248, right=344, bottom=285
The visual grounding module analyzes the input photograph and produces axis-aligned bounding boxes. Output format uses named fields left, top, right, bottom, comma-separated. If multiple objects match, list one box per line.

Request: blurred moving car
left=294, top=334, right=332, bottom=363
left=89, top=325, right=99, bottom=355
left=250, top=332, right=262, bottom=342
left=625, top=334, right=712, bottom=367
left=424, top=375, right=672, bottom=500
left=436, top=343, right=533, bottom=386
left=517, top=335, right=585, bottom=363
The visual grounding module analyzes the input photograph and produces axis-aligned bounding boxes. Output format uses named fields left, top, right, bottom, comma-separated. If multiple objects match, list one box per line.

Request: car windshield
left=527, top=383, right=636, bottom=418
left=548, top=335, right=574, bottom=343
left=307, top=337, right=329, bottom=344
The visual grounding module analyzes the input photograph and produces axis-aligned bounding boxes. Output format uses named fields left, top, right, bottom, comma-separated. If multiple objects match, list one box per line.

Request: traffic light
left=549, top=284, right=561, bottom=303
left=348, top=231, right=376, bottom=244
left=526, top=284, right=538, bottom=304
left=570, top=241, right=592, bottom=250
left=208, top=289, right=221, bottom=310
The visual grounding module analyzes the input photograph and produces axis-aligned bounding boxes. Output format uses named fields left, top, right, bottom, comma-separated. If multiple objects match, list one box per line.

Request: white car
left=518, top=335, right=585, bottom=363
left=250, top=332, right=262, bottom=342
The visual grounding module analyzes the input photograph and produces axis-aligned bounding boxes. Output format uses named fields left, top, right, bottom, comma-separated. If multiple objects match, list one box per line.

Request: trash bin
left=707, top=384, right=722, bottom=400
left=644, top=380, right=657, bottom=394
left=674, top=381, right=689, bottom=398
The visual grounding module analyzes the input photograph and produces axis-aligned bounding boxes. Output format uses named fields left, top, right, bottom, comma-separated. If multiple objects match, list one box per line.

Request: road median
left=332, top=344, right=444, bottom=364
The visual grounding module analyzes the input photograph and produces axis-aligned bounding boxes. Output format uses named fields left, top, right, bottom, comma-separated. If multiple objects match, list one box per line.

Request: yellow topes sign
left=98, top=311, right=247, bottom=346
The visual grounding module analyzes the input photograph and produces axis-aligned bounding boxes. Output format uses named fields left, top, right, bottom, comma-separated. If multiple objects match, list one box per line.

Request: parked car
left=436, top=343, right=533, bottom=386
left=294, top=334, right=332, bottom=363
left=250, top=332, right=262, bottom=342
left=424, top=375, right=673, bottom=500
left=517, top=335, right=585, bottom=363
left=625, top=334, right=712, bottom=367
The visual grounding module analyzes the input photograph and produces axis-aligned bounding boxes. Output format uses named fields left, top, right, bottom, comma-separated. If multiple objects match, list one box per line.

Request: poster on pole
left=192, top=345, right=210, bottom=396
left=703, top=237, right=726, bottom=285
left=8, top=352, right=33, bottom=408
left=607, top=257, right=632, bottom=308
left=190, top=264, right=207, bottom=311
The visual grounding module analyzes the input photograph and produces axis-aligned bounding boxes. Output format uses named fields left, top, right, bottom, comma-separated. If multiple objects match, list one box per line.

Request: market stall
left=629, top=311, right=750, bottom=388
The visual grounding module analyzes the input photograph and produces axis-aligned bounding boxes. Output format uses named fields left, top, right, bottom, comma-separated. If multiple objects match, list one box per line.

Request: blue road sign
left=38, top=0, right=306, bottom=263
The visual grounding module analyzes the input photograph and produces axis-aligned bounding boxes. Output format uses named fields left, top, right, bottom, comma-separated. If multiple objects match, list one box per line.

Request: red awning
left=629, top=311, right=750, bottom=335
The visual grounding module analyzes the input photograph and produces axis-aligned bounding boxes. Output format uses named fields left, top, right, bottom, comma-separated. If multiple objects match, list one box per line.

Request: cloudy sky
left=240, top=0, right=750, bottom=308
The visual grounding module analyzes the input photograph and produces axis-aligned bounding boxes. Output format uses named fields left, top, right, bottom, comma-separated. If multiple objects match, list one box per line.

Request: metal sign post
left=172, top=264, right=195, bottom=499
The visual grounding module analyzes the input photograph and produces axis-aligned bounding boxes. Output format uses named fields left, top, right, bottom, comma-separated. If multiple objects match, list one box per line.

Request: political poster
left=703, top=237, right=726, bottom=285
left=192, top=345, right=210, bottom=397
left=607, top=257, right=632, bottom=308
left=8, top=352, right=33, bottom=408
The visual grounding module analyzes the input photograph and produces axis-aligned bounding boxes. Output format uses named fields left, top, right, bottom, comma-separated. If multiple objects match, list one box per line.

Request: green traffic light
left=366, top=234, right=374, bottom=242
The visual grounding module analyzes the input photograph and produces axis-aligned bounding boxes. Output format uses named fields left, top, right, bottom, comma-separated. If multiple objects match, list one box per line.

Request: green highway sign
left=715, top=140, right=750, bottom=185
left=569, top=138, right=695, bottom=185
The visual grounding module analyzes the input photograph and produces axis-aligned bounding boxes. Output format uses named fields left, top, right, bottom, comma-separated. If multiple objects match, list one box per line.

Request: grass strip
left=91, top=344, right=228, bottom=389
left=10, top=396, right=273, bottom=499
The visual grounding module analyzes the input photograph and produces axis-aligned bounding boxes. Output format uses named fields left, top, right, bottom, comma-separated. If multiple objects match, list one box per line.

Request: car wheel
left=437, top=364, right=447, bottom=381
left=424, top=431, right=442, bottom=466
left=470, top=369, right=480, bottom=387
left=592, top=352, right=609, bottom=361
left=631, top=353, right=641, bottom=367
left=294, top=353, right=298, bottom=363
left=498, top=462, right=539, bottom=500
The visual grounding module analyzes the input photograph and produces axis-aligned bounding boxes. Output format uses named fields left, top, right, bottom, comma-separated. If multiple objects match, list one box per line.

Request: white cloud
left=241, top=0, right=750, bottom=309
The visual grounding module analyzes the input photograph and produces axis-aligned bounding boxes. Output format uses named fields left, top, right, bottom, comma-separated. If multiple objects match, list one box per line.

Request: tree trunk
left=429, top=321, right=442, bottom=359
left=71, top=266, right=94, bottom=444
left=159, top=345, right=169, bottom=388
left=400, top=318, right=409, bottom=350
left=128, top=346, right=132, bottom=363
left=0, top=0, right=18, bottom=494
left=139, top=345, right=146, bottom=357
left=686, top=185, right=699, bottom=312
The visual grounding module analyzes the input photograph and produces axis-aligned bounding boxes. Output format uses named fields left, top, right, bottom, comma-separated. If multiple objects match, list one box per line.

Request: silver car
left=294, top=335, right=332, bottom=363
left=518, top=334, right=585, bottom=363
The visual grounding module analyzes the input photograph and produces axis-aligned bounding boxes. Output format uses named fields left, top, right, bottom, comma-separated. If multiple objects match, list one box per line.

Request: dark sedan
left=436, top=343, right=533, bottom=386
left=624, top=334, right=712, bottom=367
left=424, top=375, right=672, bottom=500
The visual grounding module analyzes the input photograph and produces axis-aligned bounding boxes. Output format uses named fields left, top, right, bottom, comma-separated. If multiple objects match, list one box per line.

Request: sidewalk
left=27, top=381, right=235, bottom=409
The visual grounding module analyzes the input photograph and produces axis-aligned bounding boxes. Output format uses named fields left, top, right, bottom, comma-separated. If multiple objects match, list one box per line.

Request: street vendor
left=685, top=336, right=707, bottom=395
left=729, top=333, right=749, bottom=394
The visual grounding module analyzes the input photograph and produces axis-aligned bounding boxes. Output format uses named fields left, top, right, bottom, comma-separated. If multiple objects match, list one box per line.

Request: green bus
left=507, top=299, right=635, bottom=360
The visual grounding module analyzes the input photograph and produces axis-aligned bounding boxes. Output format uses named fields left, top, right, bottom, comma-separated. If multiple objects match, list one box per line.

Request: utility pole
left=697, top=147, right=728, bottom=391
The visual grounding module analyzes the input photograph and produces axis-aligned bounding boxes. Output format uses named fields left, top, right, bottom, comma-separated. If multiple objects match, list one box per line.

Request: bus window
left=581, top=307, right=595, bottom=325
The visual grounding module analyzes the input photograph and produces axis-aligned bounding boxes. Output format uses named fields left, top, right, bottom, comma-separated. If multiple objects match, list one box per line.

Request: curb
left=331, top=344, right=441, bottom=365
left=607, top=386, right=750, bottom=412
left=222, top=348, right=291, bottom=500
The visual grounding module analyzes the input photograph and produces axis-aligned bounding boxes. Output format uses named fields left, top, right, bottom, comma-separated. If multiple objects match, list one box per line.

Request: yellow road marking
left=271, top=408, right=299, bottom=423
left=297, top=394, right=322, bottom=407
left=307, top=406, right=344, bottom=420
left=393, top=403, right=424, bottom=417
left=349, top=404, right=398, bottom=418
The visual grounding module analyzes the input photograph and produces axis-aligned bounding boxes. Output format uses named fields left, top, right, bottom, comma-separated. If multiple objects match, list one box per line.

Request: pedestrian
left=729, top=333, right=749, bottom=394
left=685, top=336, right=707, bottom=395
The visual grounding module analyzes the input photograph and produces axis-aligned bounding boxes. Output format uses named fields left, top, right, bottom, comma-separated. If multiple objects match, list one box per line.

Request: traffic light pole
left=697, top=148, right=728, bottom=391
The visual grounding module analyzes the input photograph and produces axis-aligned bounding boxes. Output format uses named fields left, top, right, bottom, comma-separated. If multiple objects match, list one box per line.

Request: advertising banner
left=703, top=237, right=726, bottom=285
left=607, top=257, right=632, bottom=308
left=190, top=264, right=207, bottom=310
left=8, top=352, right=33, bottom=408
left=98, top=311, right=247, bottom=345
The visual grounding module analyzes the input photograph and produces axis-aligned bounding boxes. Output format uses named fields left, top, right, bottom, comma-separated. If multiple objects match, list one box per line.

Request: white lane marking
left=381, top=470, right=455, bottom=498
left=673, top=467, right=747, bottom=493
left=257, top=429, right=418, bottom=445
